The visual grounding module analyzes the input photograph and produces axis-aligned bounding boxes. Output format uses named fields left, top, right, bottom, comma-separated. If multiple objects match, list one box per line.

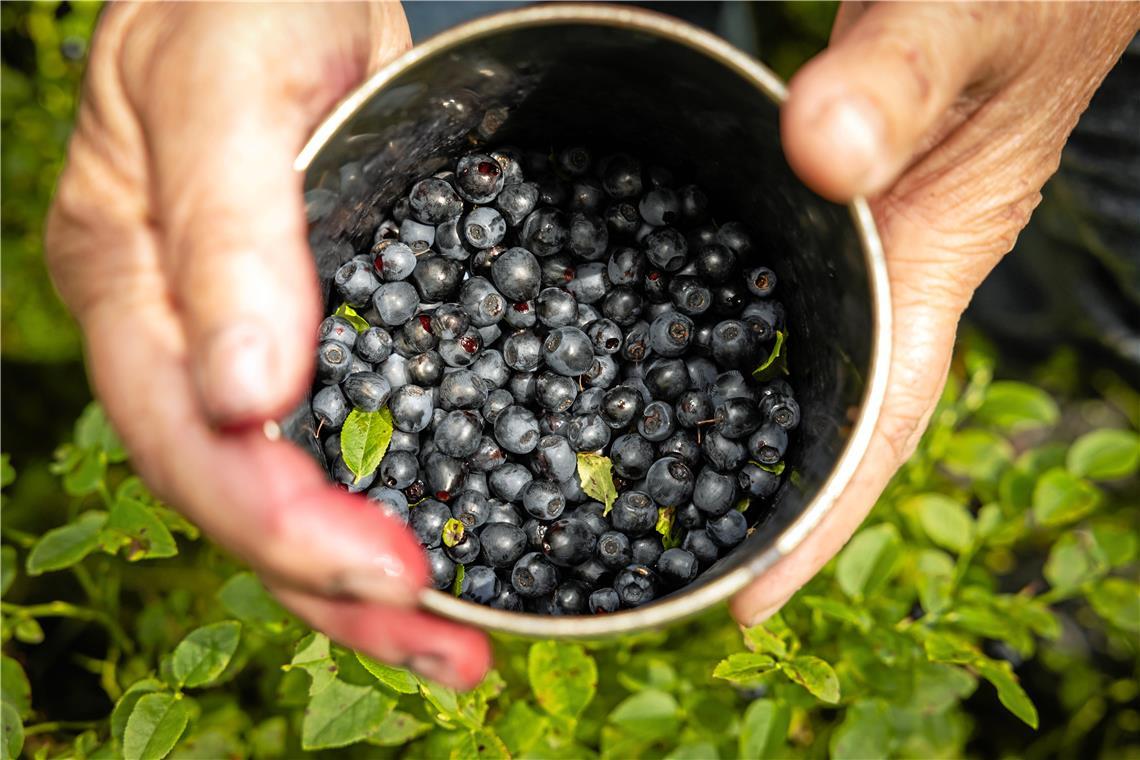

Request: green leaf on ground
left=171, top=621, right=241, bottom=688
left=527, top=642, right=597, bottom=720
left=577, top=453, right=617, bottom=513
left=334, top=303, right=371, bottom=333
left=940, top=429, right=1013, bottom=483
left=779, top=656, right=840, bottom=704
left=111, top=679, right=165, bottom=748
left=909, top=494, right=976, bottom=553
left=494, top=702, right=549, bottom=757
left=26, top=511, right=107, bottom=575
left=1066, top=429, right=1140, bottom=480
left=1088, top=577, right=1140, bottom=633
left=1032, top=468, right=1101, bottom=527
left=739, top=699, right=789, bottom=759
left=974, top=381, right=1059, bottom=433
left=830, top=700, right=891, bottom=760
left=355, top=654, right=419, bottom=694
left=301, top=678, right=394, bottom=750
left=608, top=689, right=680, bottom=740
left=752, top=330, right=787, bottom=380
left=712, top=653, right=777, bottom=685
left=340, top=408, right=394, bottom=485
left=1044, top=531, right=1108, bottom=590
left=367, top=710, right=431, bottom=746
left=835, top=523, right=901, bottom=600
left=105, top=497, right=179, bottom=561
left=122, top=692, right=191, bottom=760
left=217, top=572, right=294, bottom=631
left=289, top=633, right=337, bottom=696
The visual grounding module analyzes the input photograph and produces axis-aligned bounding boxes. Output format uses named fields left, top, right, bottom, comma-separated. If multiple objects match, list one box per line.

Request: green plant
left=3, top=337, right=1137, bottom=759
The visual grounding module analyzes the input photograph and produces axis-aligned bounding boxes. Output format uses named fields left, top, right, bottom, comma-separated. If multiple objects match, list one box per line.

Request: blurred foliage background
left=2, top=3, right=1138, bottom=760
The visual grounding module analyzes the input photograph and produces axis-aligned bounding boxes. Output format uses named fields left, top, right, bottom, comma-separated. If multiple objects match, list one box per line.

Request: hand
left=45, top=2, right=490, bottom=689
left=732, top=3, right=1140, bottom=624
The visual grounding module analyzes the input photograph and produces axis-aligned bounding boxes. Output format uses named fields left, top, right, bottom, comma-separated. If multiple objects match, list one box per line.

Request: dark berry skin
left=711, top=320, right=754, bottom=369
left=572, top=558, right=611, bottom=588
left=480, top=522, right=528, bottom=567
left=597, top=530, right=632, bottom=569
left=677, top=502, right=704, bottom=530
left=589, top=587, right=621, bottom=614
left=676, top=390, right=713, bottom=428
left=455, top=153, right=506, bottom=203
left=549, top=581, right=590, bottom=615
left=746, top=266, right=778, bottom=298
left=460, top=565, right=502, bottom=604
left=702, top=429, right=747, bottom=472
left=605, top=203, right=641, bottom=238
left=610, top=491, right=657, bottom=537
left=601, top=386, right=644, bottom=429
left=312, top=386, right=348, bottom=430
left=646, top=457, right=695, bottom=507
left=522, top=479, right=566, bottom=520
left=410, top=500, right=451, bottom=548
left=712, top=282, right=748, bottom=316
left=615, top=564, right=657, bottom=607
left=749, top=423, right=788, bottom=465
left=426, top=548, right=457, bottom=590
left=317, top=340, right=352, bottom=385
left=490, top=587, right=525, bottom=611
left=667, top=277, right=712, bottom=317
left=693, top=467, right=738, bottom=516
left=542, top=518, right=598, bottom=567
left=610, top=433, right=655, bottom=480
left=496, top=181, right=541, bottom=226
left=491, top=247, right=542, bottom=302
left=682, top=529, right=719, bottom=565
left=715, top=398, right=764, bottom=439
left=738, top=462, right=781, bottom=500
left=707, top=509, right=748, bottom=548
left=631, top=536, right=664, bottom=566
left=656, top=548, right=699, bottom=586
left=638, top=401, right=676, bottom=443
left=408, top=177, right=463, bottom=224
left=319, top=315, right=358, bottom=349
left=659, top=431, right=702, bottom=470
left=521, top=207, right=568, bottom=256
left=412, top=255, right=463, bottom=302
left=643, top=227, right=688, bottom=273
left=695, top=244, right=737, bottom=284
left=451, top=491, right=490, bottom=529
left=644, top=358, right=690, bottom=402
left=446, top=530, right=482, bottom=564
left=511, top=552, right=559, bottom=597
left=766, top=397, right=802, bottom=431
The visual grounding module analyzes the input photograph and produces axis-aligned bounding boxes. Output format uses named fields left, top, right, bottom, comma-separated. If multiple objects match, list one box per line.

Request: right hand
left=45, top=2, right=490, bottom=690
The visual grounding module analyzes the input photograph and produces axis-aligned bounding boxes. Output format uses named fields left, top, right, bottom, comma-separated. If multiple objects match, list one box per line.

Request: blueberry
left=317, top=340, right=352, bottom=385
left=521, top=207, right=567, bottom=256
left=318, top=315, right=358, bottom=349
left=601, top=287, right=644, bottom=326
left=712, top=370, right=755, bottom=408
left=631, top=536, right=664, bottom=566
left=589, top=587, right=621, bottom=614
left=648, top=312, right=694, bottom=358
left=408, top=177, right=463, bottom=224
left=434, top=219, right=473, bottom=261
left=503, top=330, right=543, bottom=372
left=537, top=287, right=579, bottom=328
left=621, top=321, right=653, bottom=363
left=551, top=581, right=590, bottom=615
left=584, top=355, right=619, bottom=389
left=481, top=522, right=528, bottom=567
left=745, top=266, right=778, bottom=298
left=491, top=247, right=542, bottom=302
left=571, top=387, right=605, bottom=416
left=639, top=187, right=679, bottom=226
left=451, top=490, right=490, bottom=529
left=748, top=423, right=788, bottom=465
left=312, top=385, right=348, bottom=430
left=566, top=262, right=610, bottom=305
left=469, top=350, right=510, bottom=389
left=572, top=557, right=611, bottom=587
left=410, top=500, right=451, bottom=547
left=394, top=317, right=437, bottom=357
left=531, top=434, right=577, bottom=481
left=379, top=449, right=418, bottom=489
left=644, top=358, right=689, bottom=401
left=738, top=462, right=780, bottom=500
left=455, top=153, right=506, bottom=203
left=424, top=453, right=465, bottom=501
left=539, top=412, right=572, bottom=437
left=656, top=548, right=699, bottom=586
left=610, top=491, right=657, bottom=537
left=715, top=221, right=753, bottom=258
left=543, top=326, right=595, bottom=376
left=711, top=320, right=753, bottom=368
left=356, top=327, right=393, bottom=363
left=494, top=405, right=540, bottom=454
left=597, top=530, right=632, bottom=569
left=507, top=370, right=537, bottom=406
left=399, top=219, right=435, bottom=253
left=567, top=413, right=611, bottom=452
left=459, top=277, right=507, bottom=327
left=600, top=386, right=643, bottom=429
left=389, top=385, right=434, bottom=432
left=712, top=282, right=748, bottom=316
left=426, top=548, right=456, bottom=589
left=702, top=429, right=746, bottom=472
left=522, top=479, right=566, bottom=521
left=491, top=148, right=526, bottom=185
left=428, top=304, right=470, bottom=340
left=557, top=146, right=591, bottom=177
left=568, top=178, right=605, bottom=212
left=487, top=499, right=524, bottom=526
left=643, top=227, right=688, bottom=272
left=511, top=552, right=559, bottom=597
left=411, top=255, right=463, bottom=303
left=646, top=457, right=694, bottom=507
left=693, top=467, right=738, bottom=516
left=434, top=410, right=483, bottom=458
left=676, top=390, right=713, bottom=428
left=677, top=502, right=704, bottom=530
left=584, top=319, right=623, bottom=356
left=668, top=277, right=712, bottom=317
left=534, top=372, right=577, bottom=412
left=463, top=207, right=507, bottom=250
left=342, top=371, right=392, bottom=412
left=403, top=350, right=443, bottom=386
left=495, top=181, right=540, bottom=226
left=707, top=509, right=748, bottom=548
left=642, top=269, right=670, bottom=303
left=334, top=259, right=381, bottom=307
left=681, top=529, right=718, bottom=565
left=607, top=245, right=645, bottom=286
left=614, top=565, right=657, bottom=607
left=447, top=528, right=482, bottom=564
left=438, top=327, right=483, bottom=368
left=610, top=433, right=655, bottom=479
left=372, top=281, right=420, bottom=326
left=678, top=184, right=708, bottom=223
left=567, top=213, right=609, bottom=260
left=542, top=518, right=597, bottom=567
left=459, top=565, right=502, bottom=604
left=490, top=586, right=525, bottom=611
left=523, top=518, right=548, bottom=551
left=601, top=153, right=642, bottom=199
left=764, top=396, right=801, bottom=431
left=437, top=369, right=488, bottom=410
left=638, top=401, right=676, bottom=443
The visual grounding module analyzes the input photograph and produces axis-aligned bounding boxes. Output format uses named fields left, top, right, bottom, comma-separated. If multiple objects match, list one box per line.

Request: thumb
left=124, top=3, right=409, bottom=425
left=781, top=3, right=1022, bottom=201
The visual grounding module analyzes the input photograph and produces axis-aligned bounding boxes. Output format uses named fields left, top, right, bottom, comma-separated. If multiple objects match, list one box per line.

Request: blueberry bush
left=3, top=335, right=1138, bottom=759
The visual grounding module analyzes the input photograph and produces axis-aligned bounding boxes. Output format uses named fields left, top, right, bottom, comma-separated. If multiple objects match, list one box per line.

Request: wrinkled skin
left=45, top=2, right=1139, bottom=687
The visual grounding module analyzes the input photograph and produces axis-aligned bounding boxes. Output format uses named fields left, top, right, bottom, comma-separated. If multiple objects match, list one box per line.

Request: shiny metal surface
left=291, top=4, right=892, bottom=637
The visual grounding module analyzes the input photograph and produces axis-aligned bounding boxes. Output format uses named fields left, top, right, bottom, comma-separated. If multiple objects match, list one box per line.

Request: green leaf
left=75, top=402, right=128, bottom=461
left=494, top=702, right=550, bottom=757
left=0, top=546, right=16, bottom=596
left=0, top=657, right=31, bottom=717
left=743, top=625, right=788, bottom=659
left=1044, top=531, right=1107, bottom=590
left=974, top=381, right=1059, bottom=433
left=909, top=494, right=975, bottom=553
left=974, top=660, right=1038, bottom=729
left=289, top=632, right=338, bottom=695
left=914, top=549, right=955, bottom=616
left=779, top=656, right=840, bottom=704
left=122, top=692, right=191, bottom=760
left=450, top=729, right=510, bottom=760
left=249, top=716, right=288, bottom=757
left=1088, top=578, right=1140, bottom=633
left=608, top=689, right=680, bottom=739
left=757, top=460, right=785, bottom=475
left=26, top=511, right=107, bottom=575
left=171, top=621, right=241, bottom=688
left=452, top=563, right=465, bottom=597
left=739, top=699, right=789, bottom=759
left=801, top=595, right=873, bottom=631
left=577, top=453, right=617, bottom=513
left=217, top=573, right=293, bottom=631
left=941, top=429, right=1013, bottom=483
left=527, top=642, right=597, bottom=720
left=1066, top=429, right=1140, bottom=480
left=334, top=303, right=371, bottom=333
left=340, top=408, right=394, bottom=485
left=666, top=742, right=720, bottom=760
left=366, top=710, right=431, bottom=746
left=111, top=679, right=165, bottom=748
left=712, top=653, right=777, bottom=685
left=912, top=662, right=977, bottom=714
left=1032, top=468, right=1101, bottom=527
left=355, top=653, right=419, bottom=694
left=752, top=330, right=787, bottom=380
left=442, top=518, right=465, bottom=548
left=64, top=449, right=107, bottom=496
left=829, top=700, right=891, bottom=760
left=301, top=678, right=394, bottom=750
left=835, top=523, right=901, bottom=600
left=0, top=455, right=14, bottom=488
left=1089, top=520, right=1138, bottom=567
left=13, top=618, right=43, bottom=645
left=921, top=631, right=978, bottom=665
left=655, top=506, right=681, bottom=549
left=105, top=497, right=179, bottom=560
left=1, top=702, right=23, bottom=760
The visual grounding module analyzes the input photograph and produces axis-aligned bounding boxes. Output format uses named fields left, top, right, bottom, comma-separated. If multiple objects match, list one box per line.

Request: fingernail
left=407, top=653, right=462, bottom=688
left=199, top=320, right=277, bottom=422
left=334, top=554, right=418, bottom=607
left=811, top=93, right=890, bottom=193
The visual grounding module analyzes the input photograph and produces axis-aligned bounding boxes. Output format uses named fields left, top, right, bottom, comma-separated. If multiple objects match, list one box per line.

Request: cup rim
left=297, top=3, right=892, bottom=638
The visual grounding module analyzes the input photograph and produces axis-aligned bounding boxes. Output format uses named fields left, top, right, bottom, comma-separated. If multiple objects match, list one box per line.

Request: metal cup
left=290, top=4, right=891, bottom=637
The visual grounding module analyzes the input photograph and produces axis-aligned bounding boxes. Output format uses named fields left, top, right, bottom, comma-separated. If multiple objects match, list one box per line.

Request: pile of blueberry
left=310, top=147, right=799, bottom=615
